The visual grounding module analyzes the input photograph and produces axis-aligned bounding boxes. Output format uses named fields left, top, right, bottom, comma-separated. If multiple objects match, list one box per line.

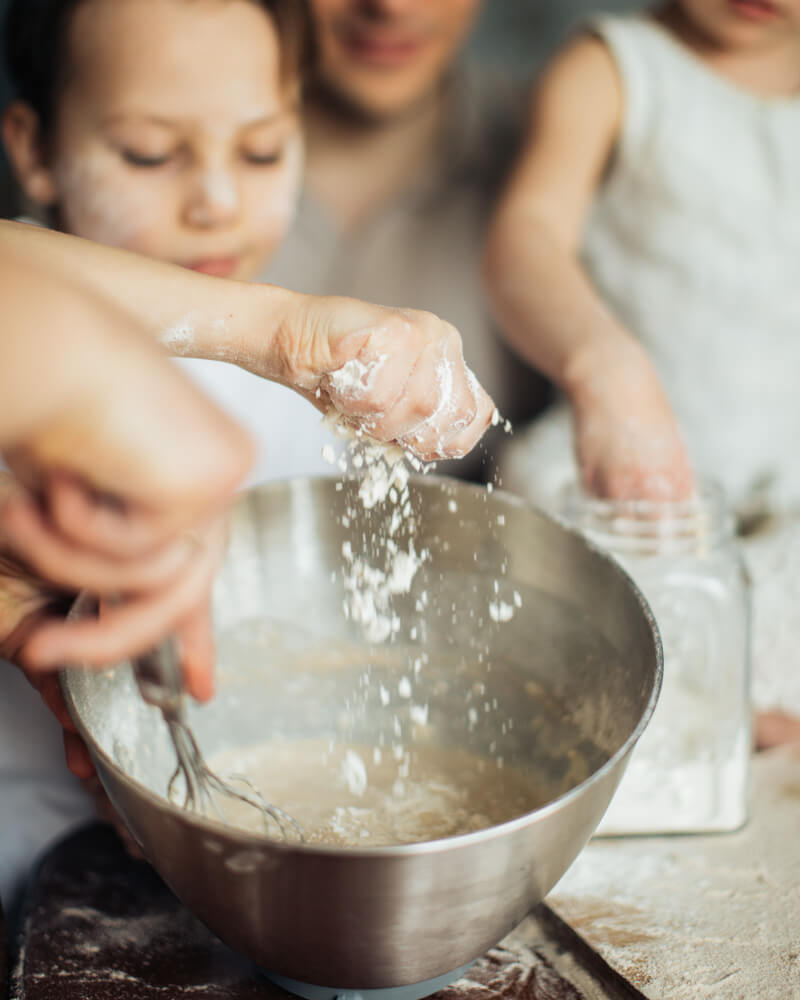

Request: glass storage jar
left=562, top=483, right=750, bottom=834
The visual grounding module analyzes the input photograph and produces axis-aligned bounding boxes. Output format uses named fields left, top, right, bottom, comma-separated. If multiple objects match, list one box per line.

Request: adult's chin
left=316, top=59, right=446, bottom=125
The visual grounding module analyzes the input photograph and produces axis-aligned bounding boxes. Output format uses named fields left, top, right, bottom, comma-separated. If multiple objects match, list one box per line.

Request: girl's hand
left=755, top=711, right=800, bottom=750
left=565, top=339, right=693, bottom=501
left=266, top=295, right=496, bottom=462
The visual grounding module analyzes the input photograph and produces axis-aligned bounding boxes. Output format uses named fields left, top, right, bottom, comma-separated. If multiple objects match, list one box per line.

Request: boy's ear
left=2, top=102, right=59, bottom=207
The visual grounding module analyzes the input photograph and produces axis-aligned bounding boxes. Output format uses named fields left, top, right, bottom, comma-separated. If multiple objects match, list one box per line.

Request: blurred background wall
left=0, top=0, right=646, bottom=218
left=468, top=0, right=644, bottom=69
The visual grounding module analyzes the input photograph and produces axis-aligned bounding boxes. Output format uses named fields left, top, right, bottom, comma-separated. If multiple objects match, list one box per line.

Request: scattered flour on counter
left=550, top=748, right=800, bottom=1000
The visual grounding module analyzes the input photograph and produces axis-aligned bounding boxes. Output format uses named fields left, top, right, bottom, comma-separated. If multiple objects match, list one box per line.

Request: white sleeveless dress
left=501, top=15, right=800, bottom=716
left=502, top=14, right=800, bottom=515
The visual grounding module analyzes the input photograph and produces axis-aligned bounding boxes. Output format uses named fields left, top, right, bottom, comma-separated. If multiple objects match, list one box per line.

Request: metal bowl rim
left=61, top=475, right=663, bottom=858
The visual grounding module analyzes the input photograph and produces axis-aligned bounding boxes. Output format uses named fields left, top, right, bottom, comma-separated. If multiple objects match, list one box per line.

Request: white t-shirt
left=174, top=359, right=338, bottom=486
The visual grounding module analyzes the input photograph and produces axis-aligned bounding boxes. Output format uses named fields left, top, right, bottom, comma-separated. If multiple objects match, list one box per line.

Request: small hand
left=755, top=710, right=800, bottom=750
left=566, top=340, right=693, bottom=501
left=270, top=296, right=496, bottom=462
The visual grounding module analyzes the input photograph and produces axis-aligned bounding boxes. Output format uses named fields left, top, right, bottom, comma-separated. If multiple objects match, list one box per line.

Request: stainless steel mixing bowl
left=62, top=476, right=661, bottom=991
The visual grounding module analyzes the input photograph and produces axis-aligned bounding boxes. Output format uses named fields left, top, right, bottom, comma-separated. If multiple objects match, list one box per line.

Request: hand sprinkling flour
left=290, top=299, right=495, bottom=461
left=280, top=301, right=494, bottom=645
left=149, top=293, right=496, bottom=470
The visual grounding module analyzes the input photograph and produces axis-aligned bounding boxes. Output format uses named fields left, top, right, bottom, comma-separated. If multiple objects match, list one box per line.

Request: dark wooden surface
left=10, top=824, right=644, bottom=1000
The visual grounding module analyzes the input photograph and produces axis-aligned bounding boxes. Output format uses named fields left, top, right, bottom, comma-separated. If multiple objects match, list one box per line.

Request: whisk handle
left=132, top=637, right=183, bottom=716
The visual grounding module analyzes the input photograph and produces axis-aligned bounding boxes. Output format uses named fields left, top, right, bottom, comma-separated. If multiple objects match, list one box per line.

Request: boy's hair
left=4, top=0, right=313, bottom=135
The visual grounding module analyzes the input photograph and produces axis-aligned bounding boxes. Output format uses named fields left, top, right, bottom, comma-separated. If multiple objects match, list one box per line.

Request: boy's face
left=310, top=0, right=483, bottom=121
left=32, top=0, right=303, bottom=280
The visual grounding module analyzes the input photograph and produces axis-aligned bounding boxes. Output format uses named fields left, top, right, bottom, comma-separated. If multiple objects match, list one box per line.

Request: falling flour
left=284, top=385, right=525, bottom=821
left=321, top=414, right=430, bottom=644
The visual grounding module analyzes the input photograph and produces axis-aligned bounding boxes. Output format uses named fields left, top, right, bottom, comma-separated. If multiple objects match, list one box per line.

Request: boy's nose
left=184, top=171, right=240, bottom=228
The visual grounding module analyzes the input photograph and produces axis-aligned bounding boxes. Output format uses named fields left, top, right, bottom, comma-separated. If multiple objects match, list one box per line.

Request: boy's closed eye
left=120, top=148, right=175, bottom=168
left=106, top=118, right=180, bottom=169
left=241, top=145, right=284, bottom=166
left=118, top=145, right=285, bottom=169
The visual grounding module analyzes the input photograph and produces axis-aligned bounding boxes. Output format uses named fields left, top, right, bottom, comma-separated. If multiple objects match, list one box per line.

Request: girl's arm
left=0, top=221, right=494, bottom=462
left=483, top=37, right=692, bottom=500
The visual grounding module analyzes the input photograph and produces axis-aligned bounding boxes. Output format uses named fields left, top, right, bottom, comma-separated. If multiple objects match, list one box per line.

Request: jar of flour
left=562, top=482, right=750, bottom=834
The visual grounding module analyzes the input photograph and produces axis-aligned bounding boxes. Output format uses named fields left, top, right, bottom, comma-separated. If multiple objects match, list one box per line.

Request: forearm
left=483, top=210, right=648, bottom=402
left=0, top=220, right=295, bottom=371
left=0, top=260, right=127, bottom=449
left=485, top=209, right=692, bottom=499
left=0, top=221, right=495, bottom=462
left=0, top=255, right=251, bottom=513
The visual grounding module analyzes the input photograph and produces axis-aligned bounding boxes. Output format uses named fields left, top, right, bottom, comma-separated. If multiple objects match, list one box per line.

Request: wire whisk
left=132, top=639, right=303, bottom=842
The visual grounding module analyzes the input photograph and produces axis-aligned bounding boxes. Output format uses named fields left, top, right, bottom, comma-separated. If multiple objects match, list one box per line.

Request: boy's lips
left=186, top=257, right=240, bottom=278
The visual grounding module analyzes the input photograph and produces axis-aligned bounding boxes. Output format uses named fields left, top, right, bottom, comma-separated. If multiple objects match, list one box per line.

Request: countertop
left=6, top=748, right=799, bottom=999
left=549, top=746, right=800, bottom=998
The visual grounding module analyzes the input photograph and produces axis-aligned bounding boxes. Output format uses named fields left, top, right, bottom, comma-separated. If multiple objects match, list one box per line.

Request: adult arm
left=0, top=256, right=253, bottom=690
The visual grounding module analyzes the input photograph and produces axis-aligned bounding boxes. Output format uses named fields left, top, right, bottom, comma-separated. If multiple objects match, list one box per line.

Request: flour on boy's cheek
left=54, top=154, right=161, bottom=251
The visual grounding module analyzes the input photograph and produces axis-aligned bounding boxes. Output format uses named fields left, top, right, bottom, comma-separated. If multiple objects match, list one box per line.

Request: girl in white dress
left=484, top=0, right=800, bottom=735
left=487, top=0, right=800, bottom=510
